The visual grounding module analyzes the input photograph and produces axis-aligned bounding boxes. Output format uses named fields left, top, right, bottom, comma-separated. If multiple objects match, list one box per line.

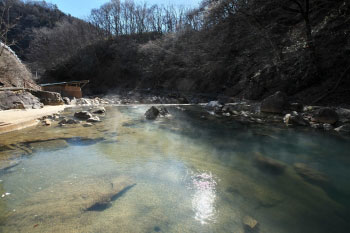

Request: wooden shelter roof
left=40, top=80, right=89, bottom=88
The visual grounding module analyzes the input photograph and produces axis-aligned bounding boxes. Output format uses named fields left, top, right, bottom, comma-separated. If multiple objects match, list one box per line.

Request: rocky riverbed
left=1, top=105, right=350, bottom=233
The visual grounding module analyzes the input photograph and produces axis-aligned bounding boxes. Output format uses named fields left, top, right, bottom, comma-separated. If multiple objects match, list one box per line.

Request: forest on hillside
left=1, top=0, right=350, bottom=105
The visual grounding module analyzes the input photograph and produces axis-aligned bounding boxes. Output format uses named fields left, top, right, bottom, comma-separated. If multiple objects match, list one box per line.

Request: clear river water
left=0, top=105, right=350, bottom=233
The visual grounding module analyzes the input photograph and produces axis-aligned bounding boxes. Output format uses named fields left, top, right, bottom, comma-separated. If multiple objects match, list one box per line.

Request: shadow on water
left=86, top=184, right=137, bottom=212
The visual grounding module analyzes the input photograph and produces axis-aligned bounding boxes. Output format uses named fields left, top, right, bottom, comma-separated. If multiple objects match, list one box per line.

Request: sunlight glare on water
left=190, top=172, right=217, bottom=225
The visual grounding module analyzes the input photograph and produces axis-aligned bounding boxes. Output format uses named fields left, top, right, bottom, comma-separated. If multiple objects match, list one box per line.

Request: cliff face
left=0, top=43, right=40, bottom=90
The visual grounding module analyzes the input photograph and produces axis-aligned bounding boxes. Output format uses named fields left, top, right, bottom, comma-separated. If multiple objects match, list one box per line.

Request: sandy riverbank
left=0, top=106, right=69, bottom=135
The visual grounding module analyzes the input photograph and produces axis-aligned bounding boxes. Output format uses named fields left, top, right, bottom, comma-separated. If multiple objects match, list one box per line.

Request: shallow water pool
left=0, top=106, right=350, bottom=233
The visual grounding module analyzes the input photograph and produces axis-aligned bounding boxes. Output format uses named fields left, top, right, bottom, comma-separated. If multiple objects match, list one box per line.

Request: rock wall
left=0, top=90, right=43, bottom=110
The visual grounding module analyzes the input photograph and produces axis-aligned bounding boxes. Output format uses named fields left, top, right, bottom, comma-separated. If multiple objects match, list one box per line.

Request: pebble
left=1, top=193, right=11, bottom=198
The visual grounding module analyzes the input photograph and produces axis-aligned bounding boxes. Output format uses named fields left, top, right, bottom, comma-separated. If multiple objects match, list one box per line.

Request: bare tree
left=282, top=0, right=316, bottom=61
left=88, top=0, right=199, bottom=36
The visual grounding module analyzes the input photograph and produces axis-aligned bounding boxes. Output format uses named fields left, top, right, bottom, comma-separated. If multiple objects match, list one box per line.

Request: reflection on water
left=190, top=172, right=217, bottom=224
left=0, top=105, right=350, bottom=233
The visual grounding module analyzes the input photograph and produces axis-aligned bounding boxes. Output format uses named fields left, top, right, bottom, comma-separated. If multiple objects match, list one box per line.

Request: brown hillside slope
left=0, top=43, right=40, bottom=90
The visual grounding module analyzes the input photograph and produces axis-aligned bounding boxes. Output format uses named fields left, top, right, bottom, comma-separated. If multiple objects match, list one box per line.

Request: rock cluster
left=74, top=111, right=93, bottom=120
left=29, top=90, right=64, bottom=106
left=258, top=91, right=350, bottom=134
left=71, top=111, right=102, bottom=124
left=0, top=91, right=43, bottom=110
left=0, top=89, right=65, bottom=111
left=58, top=118, right=80, bottom=125
left=201, top=91, right=350, bottom=135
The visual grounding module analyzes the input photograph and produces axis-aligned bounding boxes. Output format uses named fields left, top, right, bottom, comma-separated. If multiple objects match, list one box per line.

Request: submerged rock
left=74, top=111, right=93, bottom=120
left=293, top=163, right=330, bottom=187
left=0, top=160, right=21, bottom=172
left=243, top=216, right=259, bottom=233
left=28, top=139, right=69, bottom=151
left=311, top=108, right=339, bottom=124
left=59, top=118, right=80, bottom=125
left=254, top=154, right=286, bottom=175
left=83, top=123, right=93, bottom=127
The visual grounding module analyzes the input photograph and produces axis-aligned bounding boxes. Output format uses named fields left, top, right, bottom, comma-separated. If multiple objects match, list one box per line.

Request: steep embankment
left=0, top=42, right=39, bottom=90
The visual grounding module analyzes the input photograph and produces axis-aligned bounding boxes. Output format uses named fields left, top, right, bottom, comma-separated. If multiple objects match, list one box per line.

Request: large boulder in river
left=29, top=90, right=64, bottom=106
left=0, top=90, right=43, bottom=110
left=145, top=106, right=169, bottom=120
left=260, top=91, right=288, bottom=114
left=74, top=111, right=93, bottom=120
left=311, top=108, right=339, bottom=124
left=145, top=106, right=160, bottom=120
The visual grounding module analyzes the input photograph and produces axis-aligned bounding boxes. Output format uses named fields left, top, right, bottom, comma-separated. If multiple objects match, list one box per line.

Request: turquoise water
left=0, top=106, right=350, bottom=233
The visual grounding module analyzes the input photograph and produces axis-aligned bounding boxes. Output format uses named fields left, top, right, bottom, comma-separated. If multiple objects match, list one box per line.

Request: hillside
left=41, top=0, right=350, bottom=105
left=0, top=42, right=39, bottom=90
left=1, top=0, right=66, bottom=59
